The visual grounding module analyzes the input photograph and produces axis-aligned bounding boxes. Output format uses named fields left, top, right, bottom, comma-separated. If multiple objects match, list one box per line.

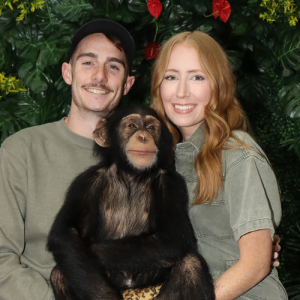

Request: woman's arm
left=214, top=229, right=272, bottom=300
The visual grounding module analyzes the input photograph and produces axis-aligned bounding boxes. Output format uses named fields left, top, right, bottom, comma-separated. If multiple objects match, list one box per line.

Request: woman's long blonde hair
left=151, top=31, right=250, bottom=205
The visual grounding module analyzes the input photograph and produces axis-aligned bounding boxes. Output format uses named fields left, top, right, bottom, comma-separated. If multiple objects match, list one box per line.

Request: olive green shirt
left=175, top=123, right=288, bottom=300
left=0, top=119, right=98, bottom=300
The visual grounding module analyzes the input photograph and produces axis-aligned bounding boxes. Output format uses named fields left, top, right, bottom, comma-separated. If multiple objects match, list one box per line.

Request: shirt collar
left=176, top=122, right=205, bottom=151
left=57, top=118, right=95, bottom=149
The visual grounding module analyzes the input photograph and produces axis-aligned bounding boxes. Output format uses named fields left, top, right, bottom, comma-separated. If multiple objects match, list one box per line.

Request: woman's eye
left=164, top=75, right=176, bottom=80
left=193, top=75, right=205, bottom=81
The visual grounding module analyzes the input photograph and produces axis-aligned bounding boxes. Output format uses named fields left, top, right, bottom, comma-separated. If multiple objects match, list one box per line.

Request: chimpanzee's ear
left=93, top=119, right=110, bottom=147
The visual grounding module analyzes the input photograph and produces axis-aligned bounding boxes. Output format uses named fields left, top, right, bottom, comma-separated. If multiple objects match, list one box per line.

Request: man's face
left=62, top=33, right=135, bottom=118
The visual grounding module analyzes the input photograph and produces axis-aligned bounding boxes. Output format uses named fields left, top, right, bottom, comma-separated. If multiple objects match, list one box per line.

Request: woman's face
left=160, top=43, right=212, bottom=141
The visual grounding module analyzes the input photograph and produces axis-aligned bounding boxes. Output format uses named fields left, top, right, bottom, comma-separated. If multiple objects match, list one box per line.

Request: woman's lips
left=173, top=104, right=196, bottom=113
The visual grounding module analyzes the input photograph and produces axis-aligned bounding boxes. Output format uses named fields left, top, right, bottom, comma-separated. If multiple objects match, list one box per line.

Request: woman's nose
left=176, top=79, right=191, bottom=98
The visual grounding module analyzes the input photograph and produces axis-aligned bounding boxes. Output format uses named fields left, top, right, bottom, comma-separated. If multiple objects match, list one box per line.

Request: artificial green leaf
left=237, top=73, right=271, bottom=101
left=279, top=75, right=300, bottom=119
left=34, top=0, right=66, bottom=34
left=112, top=7, right=137, bottom=23
left=0, top=9, right=19, bottom=35
left=284, top=273, right=300, bottom=298
left=198, top=22, right=213, bottom=33
left=127, top=0, right=148, bottom=13
left=33, top=93, right=59, bottom=125
left=36, top=34, right=69, bottom=70
left=251, top=19, right=272, bottom=37
left=253, top=43, right=276, bottom=69
left=0, top=94, right=31, bottom=143
left=18, top=62, right=35, bottom=79
left=277, top=30, right=300, bottom=76
left=226, top=50, right=244, bottom=72
left=95, top=0, right=121, bottom=11
left=0, top=39, right=13, bottom=71
left=191, top=0, right=210, bottom=14
left=53, top=0, right=93, bottom=21
left=18, top=62, right=49, bottom=93
left=231, top=24, right=248, bottom=36
left=163, top=4, right=192, bottom=30
left=6, top=24, right=41, bottom=62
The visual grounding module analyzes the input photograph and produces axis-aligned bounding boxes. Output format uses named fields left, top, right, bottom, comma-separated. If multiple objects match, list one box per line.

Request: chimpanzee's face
left=118, top=114, right=161, bottom=170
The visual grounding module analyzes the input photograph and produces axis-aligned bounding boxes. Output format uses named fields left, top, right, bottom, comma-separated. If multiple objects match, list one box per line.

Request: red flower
left=212, top=0, right=231, bottom=23
left=145, top=41, right=161, bottom=60
left=147, top=0, right=163, bottom=19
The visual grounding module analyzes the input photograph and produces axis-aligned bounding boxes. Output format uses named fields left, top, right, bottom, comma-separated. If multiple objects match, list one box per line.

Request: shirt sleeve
left=224, top=152, right=282, bottom=241
left=0, top=146, right=54, bottom=300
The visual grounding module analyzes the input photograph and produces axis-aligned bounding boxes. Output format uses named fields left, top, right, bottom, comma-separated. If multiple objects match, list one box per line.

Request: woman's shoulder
left=222, top=130, right=270, bottom=173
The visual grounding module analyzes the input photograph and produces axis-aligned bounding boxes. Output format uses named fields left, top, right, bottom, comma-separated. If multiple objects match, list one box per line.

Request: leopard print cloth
left=122, top=285, right=162, bottom=300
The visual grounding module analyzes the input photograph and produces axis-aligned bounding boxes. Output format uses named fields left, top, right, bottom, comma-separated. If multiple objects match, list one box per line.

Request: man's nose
left=92, top=65, right=108, bottom=83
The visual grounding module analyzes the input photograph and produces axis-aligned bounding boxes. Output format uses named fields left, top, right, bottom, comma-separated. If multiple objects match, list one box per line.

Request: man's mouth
left=85, top=88, right=110, bottom=95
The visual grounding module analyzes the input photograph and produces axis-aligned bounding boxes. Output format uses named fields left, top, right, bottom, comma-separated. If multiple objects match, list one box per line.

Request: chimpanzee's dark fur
left=47, top=106, right=215, bottom=300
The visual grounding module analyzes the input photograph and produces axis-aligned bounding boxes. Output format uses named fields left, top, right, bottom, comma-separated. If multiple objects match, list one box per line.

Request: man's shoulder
left=1, top=120, right=63, bottom=151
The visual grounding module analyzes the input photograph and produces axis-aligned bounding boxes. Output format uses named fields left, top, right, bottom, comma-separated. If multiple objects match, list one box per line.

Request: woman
left=150, top=31, right=287, bottom=300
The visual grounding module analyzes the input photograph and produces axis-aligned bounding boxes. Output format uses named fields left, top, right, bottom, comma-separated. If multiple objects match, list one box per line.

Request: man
left=0, top=19, right=135, bottom=300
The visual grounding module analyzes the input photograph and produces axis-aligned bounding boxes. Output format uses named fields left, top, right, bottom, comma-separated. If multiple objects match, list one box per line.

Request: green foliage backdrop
left=1, top=0, right=300, bottom=295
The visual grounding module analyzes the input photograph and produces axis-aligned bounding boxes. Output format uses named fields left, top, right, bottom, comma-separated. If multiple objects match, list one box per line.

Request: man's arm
left=0, top=146, right=54, bottom=300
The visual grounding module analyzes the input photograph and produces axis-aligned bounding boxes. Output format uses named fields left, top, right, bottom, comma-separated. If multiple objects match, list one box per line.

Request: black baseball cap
left=69, top=19, right=135, bottom=75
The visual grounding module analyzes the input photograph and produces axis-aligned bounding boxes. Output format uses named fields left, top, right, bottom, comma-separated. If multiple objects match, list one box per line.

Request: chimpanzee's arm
left=92, top=171, right=197, bottom=272
left=47, top=167, right=120, bottom=300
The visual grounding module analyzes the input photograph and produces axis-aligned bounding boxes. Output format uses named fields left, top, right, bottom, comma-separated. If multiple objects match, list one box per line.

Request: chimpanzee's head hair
left=94, top=105, right=174, bottom=173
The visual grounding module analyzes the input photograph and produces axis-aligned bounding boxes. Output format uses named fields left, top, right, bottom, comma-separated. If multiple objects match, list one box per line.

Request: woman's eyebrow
left=165, top=69, right=203, bottom=73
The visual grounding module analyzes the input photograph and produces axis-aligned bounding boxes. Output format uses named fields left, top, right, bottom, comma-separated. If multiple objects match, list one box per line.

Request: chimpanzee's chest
left=99, top=177, right=154, bottom=240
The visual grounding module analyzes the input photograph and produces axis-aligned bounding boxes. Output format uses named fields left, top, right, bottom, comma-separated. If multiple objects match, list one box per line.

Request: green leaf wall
left=1, top=0, right=300, bottom=292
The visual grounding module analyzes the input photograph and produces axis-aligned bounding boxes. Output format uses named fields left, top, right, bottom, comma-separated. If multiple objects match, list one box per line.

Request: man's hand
left=272, top=234, right=281, bottom=267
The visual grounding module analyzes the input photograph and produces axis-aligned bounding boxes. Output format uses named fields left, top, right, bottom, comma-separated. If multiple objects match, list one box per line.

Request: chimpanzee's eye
left=128, top=123, right=137, bottom=129
left=147, top=125, right=155, bottom=131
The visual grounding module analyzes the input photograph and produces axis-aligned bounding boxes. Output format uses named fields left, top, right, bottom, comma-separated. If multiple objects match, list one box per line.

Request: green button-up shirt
left=175, top=123, right=287, bottom=300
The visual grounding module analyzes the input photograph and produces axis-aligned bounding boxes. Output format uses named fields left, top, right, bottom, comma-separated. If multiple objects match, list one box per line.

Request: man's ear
left=62, top=62, right=72, bottom=85
left=123, top=75, right=135, bottom=95
left=93, top=119, right=110, bottom=147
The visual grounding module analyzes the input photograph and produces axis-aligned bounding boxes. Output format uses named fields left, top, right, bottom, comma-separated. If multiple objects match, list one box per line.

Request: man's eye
left=109, top=65, right=120, bottom=71
left=83, top=61, right=92, bottom=66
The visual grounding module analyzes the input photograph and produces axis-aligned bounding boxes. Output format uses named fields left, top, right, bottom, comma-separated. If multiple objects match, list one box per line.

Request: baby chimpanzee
left=47, top=106, right=215, bottom=300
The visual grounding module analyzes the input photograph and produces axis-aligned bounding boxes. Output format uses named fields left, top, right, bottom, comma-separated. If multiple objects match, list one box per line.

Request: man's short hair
left=69, top=19, right=135, bottom=76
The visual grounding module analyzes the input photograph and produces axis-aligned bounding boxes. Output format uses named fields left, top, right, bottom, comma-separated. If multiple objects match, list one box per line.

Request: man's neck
left=65, top=106, right=102, bottom=140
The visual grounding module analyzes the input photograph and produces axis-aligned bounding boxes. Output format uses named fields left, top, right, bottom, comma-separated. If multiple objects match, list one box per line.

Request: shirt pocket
left=225, top=260, right=288, bottom=300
